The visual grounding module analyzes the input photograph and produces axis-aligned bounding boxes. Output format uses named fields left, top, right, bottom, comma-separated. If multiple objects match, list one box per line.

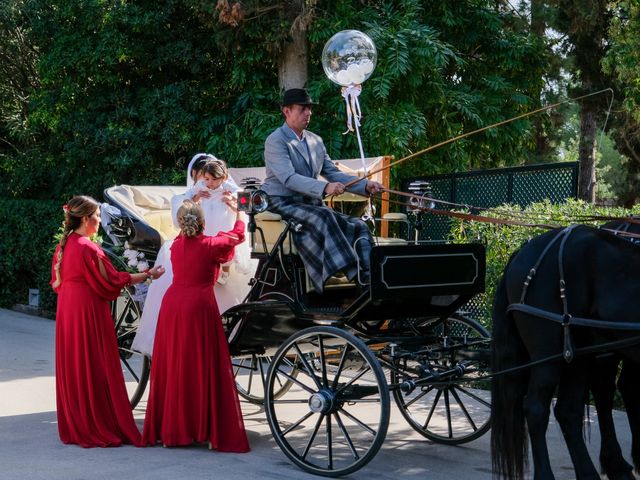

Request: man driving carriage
left=262, top=88, right=384, bottom=292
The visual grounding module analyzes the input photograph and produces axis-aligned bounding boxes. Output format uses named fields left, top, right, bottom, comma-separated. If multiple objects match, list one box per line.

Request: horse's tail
left=491, top=269, right=529, bottom=480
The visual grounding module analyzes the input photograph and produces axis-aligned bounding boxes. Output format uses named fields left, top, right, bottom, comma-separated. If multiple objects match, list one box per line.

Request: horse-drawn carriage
left=101, top=159, right=492, bottom=476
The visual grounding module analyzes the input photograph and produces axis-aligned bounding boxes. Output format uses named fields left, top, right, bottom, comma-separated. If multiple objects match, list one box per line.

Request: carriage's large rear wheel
left=391, top=314, right=491, bottom=444
left=265, top=326, right=390, bottom=477
left=111, top=287, right=150, bottom=408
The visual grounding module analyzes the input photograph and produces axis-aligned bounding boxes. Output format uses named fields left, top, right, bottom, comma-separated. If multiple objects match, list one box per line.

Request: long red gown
left=142, top=220, right=250, bottom=452
left=51, top=233, right=141, bottom=447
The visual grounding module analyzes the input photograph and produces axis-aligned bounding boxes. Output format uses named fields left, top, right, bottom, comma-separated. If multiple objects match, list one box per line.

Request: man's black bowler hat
left=281, top=88, right=318, bottom=107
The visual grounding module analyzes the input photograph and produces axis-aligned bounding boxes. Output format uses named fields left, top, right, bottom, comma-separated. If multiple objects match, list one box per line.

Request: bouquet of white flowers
left=122, top=242, right=151, bottom=309
left=122, top=243, right=150, bottom=272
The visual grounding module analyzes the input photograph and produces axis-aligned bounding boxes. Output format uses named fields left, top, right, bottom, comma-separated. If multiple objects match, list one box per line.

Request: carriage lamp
left=407, top=180, right=435, bottom=213
left=237, top=189, right=269, bottom=214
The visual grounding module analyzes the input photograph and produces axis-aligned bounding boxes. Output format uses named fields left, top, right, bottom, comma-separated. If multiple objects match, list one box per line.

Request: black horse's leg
left=554, top=360, right=600, bottom=480
left=523, top=364, right=561, bottom=480
left=618, top=360, right=640, bottom=473
left=591, top=354, right=634, bottom=480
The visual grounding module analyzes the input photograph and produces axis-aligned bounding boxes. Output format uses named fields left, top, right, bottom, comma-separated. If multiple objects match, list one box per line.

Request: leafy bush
left=449, top=198, right=640, bottom=328
left=0, top=198, right=61, bottom=314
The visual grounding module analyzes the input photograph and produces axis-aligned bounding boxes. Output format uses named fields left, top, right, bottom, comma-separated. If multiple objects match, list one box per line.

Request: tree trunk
left=278, top=25, right=308, bottom=91
left=277, top=0, right=310, bottom=91
left=577, top=107, right=597, bottom=202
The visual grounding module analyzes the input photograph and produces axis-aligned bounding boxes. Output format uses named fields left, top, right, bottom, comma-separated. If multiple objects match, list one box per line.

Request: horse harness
left=506, top=225, right=640, bottom=364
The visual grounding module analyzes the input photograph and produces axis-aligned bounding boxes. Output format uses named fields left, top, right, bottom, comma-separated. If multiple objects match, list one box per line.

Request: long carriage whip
left=341, top=88, right=614, bottom=192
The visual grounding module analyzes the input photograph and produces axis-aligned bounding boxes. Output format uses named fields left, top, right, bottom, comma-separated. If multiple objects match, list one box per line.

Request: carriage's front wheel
left=391, top=314, right=491, bottom=445
left=111, top=287, right=150, bottom=408
left=265, top=326, right=390, bottom=477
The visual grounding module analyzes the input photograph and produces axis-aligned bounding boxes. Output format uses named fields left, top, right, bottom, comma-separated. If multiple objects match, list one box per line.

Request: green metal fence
left=400, top=161, right=579, bottom=241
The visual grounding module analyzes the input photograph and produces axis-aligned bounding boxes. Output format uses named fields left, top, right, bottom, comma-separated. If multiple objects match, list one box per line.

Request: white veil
left=186, top=153, right=218, bottom=187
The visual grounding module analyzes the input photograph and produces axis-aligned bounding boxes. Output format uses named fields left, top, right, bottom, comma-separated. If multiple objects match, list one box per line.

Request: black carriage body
left=226, top=239, right=486, bottom=355
left=369, top=243, right=485, bottom=300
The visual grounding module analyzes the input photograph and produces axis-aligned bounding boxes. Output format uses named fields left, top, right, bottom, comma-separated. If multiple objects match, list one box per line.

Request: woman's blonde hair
left=53, top=195, right=100, bottom=288
left=202, top=158, right=229, bottom=181
left=177, top=200, right=205, bottom=237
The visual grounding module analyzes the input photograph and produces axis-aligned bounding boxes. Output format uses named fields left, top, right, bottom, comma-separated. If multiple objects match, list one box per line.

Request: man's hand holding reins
left=365, top=180, right=385, bottom=195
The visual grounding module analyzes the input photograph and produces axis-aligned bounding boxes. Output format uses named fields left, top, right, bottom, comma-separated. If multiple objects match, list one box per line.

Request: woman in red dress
left=50, top=195, right=165, bottom=447
left=142, top=200, right=250, bottom=452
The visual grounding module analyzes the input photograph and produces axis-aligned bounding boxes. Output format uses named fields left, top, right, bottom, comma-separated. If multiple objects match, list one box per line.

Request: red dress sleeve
left=82, top=242, right=132, bottom=301
left=207, top=220, right=246, bottom=264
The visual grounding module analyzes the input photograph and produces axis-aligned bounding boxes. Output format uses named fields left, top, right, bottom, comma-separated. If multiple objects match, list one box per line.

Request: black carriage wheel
left=391, top=314, right=491, bottom=445
left=265, top=326, right=390, bottom=477
left=232, top=354, right=298, bottom=405
left=111, top=287, right=150, bottom=408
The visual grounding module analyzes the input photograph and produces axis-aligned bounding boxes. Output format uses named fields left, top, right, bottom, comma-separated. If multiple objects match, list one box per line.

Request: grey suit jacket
left=261, top=123, right=368, bottom=199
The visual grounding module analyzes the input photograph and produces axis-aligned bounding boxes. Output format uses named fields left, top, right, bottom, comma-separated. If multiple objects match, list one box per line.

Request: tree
left=215, top=0, right=313, bottom=90
left=22, top=0, right=229, bottom=198
left=213, top=0, right=548, bottom=181
left=1, top=0, right=548, bottom=202
left=0, top=0, right=41, bottom=196
left=548, top=0, right=614, bottom=202
left=603, top=0, right=640, bottom=205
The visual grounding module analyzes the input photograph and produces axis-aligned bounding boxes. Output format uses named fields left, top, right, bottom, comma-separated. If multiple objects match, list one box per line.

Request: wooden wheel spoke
left=450, top=387, right=477, bottom=431
left=334, top=411, right=360, bottom=460
left=247, top=356, right=256, bottom=394
left=293, top=344, right=322, bottom=390
left=274, top=366, right=315, bottom=395
left=404, top=386, right=434, bottom=408
left=335, top=365, right=371, bottom=395
left=121, top=357, right=140, bottom=382
left=444, top=389, right=453, bottom=438
left=258, top=356, right=267, bottom=390
left=456, top=385, right=491, bottom=408
left=318, top=335, right=329, bottom=388
left=331, top=344, right=351, bottom=389
left=282, top=411, right=314, bottom=436
left=302, top=414, right=324, bottom=460
left=423, top=389, right=442, bottom=430
left=338, top=406, right=376, bottom=436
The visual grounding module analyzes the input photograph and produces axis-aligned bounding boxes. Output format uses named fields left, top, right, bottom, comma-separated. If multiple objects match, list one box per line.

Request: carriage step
left=299, top=307, right=344, bottom=325
left=310, top=307, right=343, bottom=313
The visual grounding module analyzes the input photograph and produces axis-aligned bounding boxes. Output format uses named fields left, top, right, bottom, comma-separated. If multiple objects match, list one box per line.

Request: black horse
left=594, top=220, right=640, bottom=479
left=491, top=224, right=640, bottom=480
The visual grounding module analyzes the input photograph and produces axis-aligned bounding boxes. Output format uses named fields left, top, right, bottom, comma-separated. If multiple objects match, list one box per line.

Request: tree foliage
left=0, top=0, right=548, bottom=203
left=602, top=0, right=640, bottom=204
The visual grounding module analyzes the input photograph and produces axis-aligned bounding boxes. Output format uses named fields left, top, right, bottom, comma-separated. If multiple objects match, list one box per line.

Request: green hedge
left=450, top=198, right=640, bottom=328
left=0, top=198, right=62, bottom=314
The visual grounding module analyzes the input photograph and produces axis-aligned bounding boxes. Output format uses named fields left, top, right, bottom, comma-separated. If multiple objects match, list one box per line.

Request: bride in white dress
left=132, top=154, right=257, bottom=357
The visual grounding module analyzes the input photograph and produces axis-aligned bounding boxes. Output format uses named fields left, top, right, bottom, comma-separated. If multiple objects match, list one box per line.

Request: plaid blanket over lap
left=268, top=197, right=372, bottom=293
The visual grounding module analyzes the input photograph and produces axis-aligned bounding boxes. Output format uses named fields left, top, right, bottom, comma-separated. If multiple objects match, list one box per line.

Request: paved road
left=0, top=308, right=634, bottom=480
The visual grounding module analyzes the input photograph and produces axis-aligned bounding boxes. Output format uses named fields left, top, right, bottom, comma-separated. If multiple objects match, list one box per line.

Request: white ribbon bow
left=341, top=85, right=363, bottom=134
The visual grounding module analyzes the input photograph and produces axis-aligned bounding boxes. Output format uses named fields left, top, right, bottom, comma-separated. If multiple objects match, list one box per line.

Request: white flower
left=127, top=257, right=139, bottom=268
left=123, top=249, right=138, bottom=261
left=137, top=260, right=150, bottom=272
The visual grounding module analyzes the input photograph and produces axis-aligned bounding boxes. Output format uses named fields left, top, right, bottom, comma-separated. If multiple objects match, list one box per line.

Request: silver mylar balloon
left=322, top=30, right=377, bottom=87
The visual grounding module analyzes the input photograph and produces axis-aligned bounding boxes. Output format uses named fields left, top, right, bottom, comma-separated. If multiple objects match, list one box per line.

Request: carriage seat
left=253, top=212, right=297, bottom=254
left=144, top=210, right=180, bottom=242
